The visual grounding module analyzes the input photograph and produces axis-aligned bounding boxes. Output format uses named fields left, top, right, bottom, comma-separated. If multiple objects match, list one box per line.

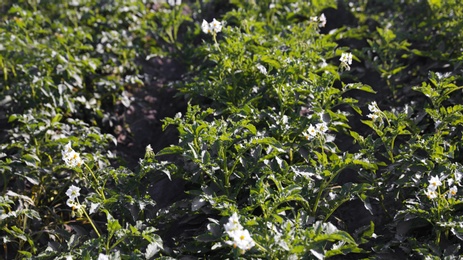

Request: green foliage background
left=1, top=0, right=463, bottom=259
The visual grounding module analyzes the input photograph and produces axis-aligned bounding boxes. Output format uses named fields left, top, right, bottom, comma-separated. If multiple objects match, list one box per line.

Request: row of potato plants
left=1, top=0, right=463, bottom=259
left=159, top=0, right=377, bottom=258
left=158, top=0, right=463, bottom=258
left=342, top=0, right=463, bottom=257
left=0, top=0, right=185, bottom=258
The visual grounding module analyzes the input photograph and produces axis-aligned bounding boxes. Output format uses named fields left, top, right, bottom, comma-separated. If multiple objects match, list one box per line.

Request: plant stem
left=253, top=241, right=267, bottom=253
left=213, top=33, right=221, bottom=52
left=84, top=163, right=106, bottom=200
left=81, top=206, right=101, bottom=237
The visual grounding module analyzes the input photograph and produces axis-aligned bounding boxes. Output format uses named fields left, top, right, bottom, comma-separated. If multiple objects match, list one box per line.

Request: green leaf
left=21, top=154, right=41, bottom=167
left=8, top=114, right=18, bottom=123
left=291, top=245, right=305, bottom=254
left=353, top=221, right=375, bottom=244
left=145, top=242, right=161, bottom=259
left=346, top=83, right=376, bottom=94
left=309, top=248, right=325, bottom=260
left=51, top=114, right=62, bottom=124
left=244, top=123, right=257, bottom=135
left=427, top=0, right=442, bottom=8
left=107, top=217, right=122, bottom=234
left=325, top=244, right=364, bottom=257
left=451, top=226, right=463, bottom=241
left=156, top=145, right=183, bottom=156
left=314, top=232, right=357, bottom=244
left=357, top=193, right=374, bottom=215
left=18, top=251, right=33, bottom=257
left=360, top=120, right=382, bottom=135
left=10, top=226, right=27, bottom=241
left=261, top=55, right=281, bottom=69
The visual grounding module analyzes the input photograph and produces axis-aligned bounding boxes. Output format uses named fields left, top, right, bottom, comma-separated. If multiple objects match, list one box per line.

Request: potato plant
left=1, top=0, right=463, bottom=259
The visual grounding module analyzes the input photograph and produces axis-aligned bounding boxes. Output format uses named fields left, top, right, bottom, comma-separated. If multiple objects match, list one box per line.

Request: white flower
left=202, top=19, right=222, bottom=35
left=425, top=189, right=438, bottom=199
left=64, top=150, right=83, bottom=168
left=304, top=125, right=318, bottom=140
left=448, top=186, right=458, bottom=198
left=145, top=144, right=155, bottom=159
left=315, top=122, right=328, bottom=133
left=429, top=176, right=442, bottom=191
left=97, top=254, right=109, bottom=260
left=62, top=142, right=83, bottom=168
left=63, top=142, right=73, bottom=154
left=201, top=19, right=211, bottom=34
left=224, top=212, right=243, bottom=233
left=66, top=185, right=81, bottom=200
left=319, top=13, right=326, bottom=27
left=210, top=18, right=222, bottom=33
left=340, top=52, right=353, bottom=65
left=224, top=213, right=255, bottom=251
left=66, top=198, right=81, bottom=210
left=368, top=101, right=380, bottom=114
left=146, top=144, right=153, bottom=153
left=256, top=63, right=267, bottom=75
left=226, top=229, right=255, bottom=251
left=367, top=113, right=379, bottom=121
left=340, top=52, right=353, bottom=71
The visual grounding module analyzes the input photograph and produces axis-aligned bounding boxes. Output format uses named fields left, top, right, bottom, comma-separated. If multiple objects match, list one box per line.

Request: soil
left=110, top=55, right=190, bottom=214
left=113, top=56, right=188, bottom=169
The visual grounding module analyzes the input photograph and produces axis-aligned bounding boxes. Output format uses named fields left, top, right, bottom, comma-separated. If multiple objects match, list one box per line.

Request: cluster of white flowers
left=62, top=142, right=83, bottom=168
left=167, top=0, right=181, bottom=6
left=339, top=52, right=353, bottom=71
left=201, top=18, right=222, bottom=35
left=66, top=185, right=82, bottom=210
left=367, top=101, right=381, bottom=121
left=425, top=175, right=459, bottom=200
left=310, top=13, right=327, bottom=28
left=224, top=213, right=255, bottom=252
left=303, top=122, right=328, bottom=140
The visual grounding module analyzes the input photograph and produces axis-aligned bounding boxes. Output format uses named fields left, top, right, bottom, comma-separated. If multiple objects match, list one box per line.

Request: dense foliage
left=1, top=0, right=463, bottom=259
